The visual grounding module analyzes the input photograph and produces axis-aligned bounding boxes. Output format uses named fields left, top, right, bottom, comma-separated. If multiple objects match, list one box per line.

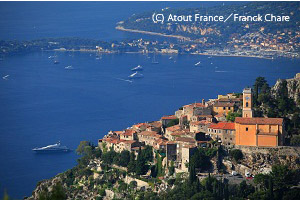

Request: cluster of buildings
left=98, top=88, right=285, bottom=172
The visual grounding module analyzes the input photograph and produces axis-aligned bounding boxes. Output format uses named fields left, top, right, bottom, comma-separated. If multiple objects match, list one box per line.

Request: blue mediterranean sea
left=0, top=1, right=299, bottom=199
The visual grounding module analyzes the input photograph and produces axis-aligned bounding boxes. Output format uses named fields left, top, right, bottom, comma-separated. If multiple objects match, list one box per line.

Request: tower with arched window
left=242, top=88, right=253, bottom=118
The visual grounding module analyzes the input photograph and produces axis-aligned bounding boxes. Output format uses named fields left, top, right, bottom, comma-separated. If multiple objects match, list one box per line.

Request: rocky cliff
left=271, top=73, right=300, bottom=105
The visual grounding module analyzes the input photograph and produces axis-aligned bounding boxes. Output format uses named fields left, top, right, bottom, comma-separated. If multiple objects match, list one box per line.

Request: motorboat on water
left=131, top=65, right=143, bottom=71
left=2, top=75, right=9, bottom=80
left=32, top=141, right=71, bottom=152
left=65, top=65, right=74, bottom=70
left=54, top=60, right=60, bottom=64
left=194, top=61, right=201, bottom=66
left=128, top=72, right=144, bottom=79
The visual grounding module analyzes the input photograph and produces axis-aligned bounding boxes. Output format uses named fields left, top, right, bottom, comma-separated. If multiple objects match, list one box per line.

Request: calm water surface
left=0, top=52, right=299, bottom=198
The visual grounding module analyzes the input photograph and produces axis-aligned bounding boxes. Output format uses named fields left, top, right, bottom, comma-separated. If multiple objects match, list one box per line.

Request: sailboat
left=194, top=61, right=201, bottom=66
left=151, top=53, right=159, bottom=64
left=131, top=65, right=143, bottom=71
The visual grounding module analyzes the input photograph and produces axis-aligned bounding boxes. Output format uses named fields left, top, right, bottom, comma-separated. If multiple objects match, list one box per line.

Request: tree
left=119, top=150, right=130, bottom=167
left=229, top=149, right=243, bottom=162
left=226, top=110, right=242, bottom=122
left=189, top=162, right=197, bottom=184
left=142, top=145, right=153, bottom=162
left=253, top=77, right=268, bottom=105
left=166, top=119, right=179, bottom=127
left=136, top=148, right=147, bottom=175
left=76, top=141, right=91, bottom=156
left=168, top=160, right=175, bottom=176
left=127, top=152, right=136, bottom=173
left=290, top=135, right=300, bottom=146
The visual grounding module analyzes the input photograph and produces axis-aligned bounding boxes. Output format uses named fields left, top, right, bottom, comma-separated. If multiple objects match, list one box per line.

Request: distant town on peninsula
left=1, top=2, right=299, bottom=59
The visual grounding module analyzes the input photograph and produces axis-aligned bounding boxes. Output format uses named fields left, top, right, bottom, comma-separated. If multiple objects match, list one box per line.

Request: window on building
left=223, top=107, right=226, bottom=110
left=246, top=102, right=249, bottom=107
left=228, top=107, right=230, bottom=110
left=246, top=127, right=248, bottom=131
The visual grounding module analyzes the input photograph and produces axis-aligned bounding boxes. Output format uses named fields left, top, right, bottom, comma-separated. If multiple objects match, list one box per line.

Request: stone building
left=208, top=122, right=235, bottom=147
left=213, top=102, right=235, bottom=116
left=189, top=120, right=211, bottom=133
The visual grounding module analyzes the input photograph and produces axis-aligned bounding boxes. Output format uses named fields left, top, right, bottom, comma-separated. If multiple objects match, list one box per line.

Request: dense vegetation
left=252, top=77, right=300, bottom=143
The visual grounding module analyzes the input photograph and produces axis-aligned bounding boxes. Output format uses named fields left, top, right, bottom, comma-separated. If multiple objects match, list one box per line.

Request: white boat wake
left=114, top=77, right=133, bottom=83
left=215, top=71, right=228, bottom=73
left=2, top=75, right=9, bottom=80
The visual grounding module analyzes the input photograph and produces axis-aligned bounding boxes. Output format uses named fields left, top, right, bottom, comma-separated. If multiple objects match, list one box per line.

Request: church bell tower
left=242, top=88, right=253, bottom=118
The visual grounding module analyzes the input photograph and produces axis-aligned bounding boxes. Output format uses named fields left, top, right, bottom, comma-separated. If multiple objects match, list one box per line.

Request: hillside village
left=98, top=78, right=291, bottom=175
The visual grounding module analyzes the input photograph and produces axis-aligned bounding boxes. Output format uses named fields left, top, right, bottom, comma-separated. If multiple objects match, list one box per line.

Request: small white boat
left=169, top=56, right=173, bottom=60
left=131, top=65, right=143, bottom=71
left=2, top=75, right=9, bottom=80
left=65, top=65, right=74, bottom=70
left=128, top=72, right=144, bottom=79
left=195, top=61, right=201, bottom=66
left=54, top=60, right=60, bottom=64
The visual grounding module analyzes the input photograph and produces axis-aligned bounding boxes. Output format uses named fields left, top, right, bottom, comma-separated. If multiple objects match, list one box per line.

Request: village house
left=190, top=114, right=214, bottom=122
left=235, top=88, right=285, bottom=147
left=146, top=121, right=162, bottom=133
left=98, top=137, right=142, bottom=153
left=161, top=115, right=178, bottom=127
left=132, top=123, right=151, bottom=132
left=138, top=131, right=162, bottom=146
left=120, top=129, right=137, bottom=141
left=189, top=120, right=211, bottom=133
left=181, top=101, right=212, bottom=121
left=213, top=102, right=236, bottom=116
left=169, top=129, right=191, bottom=141
left=207, top=122, right=236, bottom=147
left=165, top=125, right=182, bottom=140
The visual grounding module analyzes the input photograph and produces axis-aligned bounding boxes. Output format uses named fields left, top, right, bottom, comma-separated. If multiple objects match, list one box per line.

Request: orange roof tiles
left=209, top=122, right=235, bottom=130
left=166, top=124, right=181, bottom=132
left=183, top=103, right=206, bottom=108
left=161, top=115, right=177, bottom=120
left=139, top=131, right=161, bottom=138
left=124, top=129, right=136, bottom=136
left=235, top=117, right=283, bottom=125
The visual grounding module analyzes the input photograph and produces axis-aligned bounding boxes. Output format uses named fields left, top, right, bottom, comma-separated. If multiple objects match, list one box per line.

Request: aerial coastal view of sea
left=0, top=1, right=299, bottom=199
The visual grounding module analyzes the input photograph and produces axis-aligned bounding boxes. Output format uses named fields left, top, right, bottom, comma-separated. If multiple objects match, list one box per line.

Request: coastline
left=116, top=26, right=190, bottom=40
left=48, top=49, right=274, bottom=60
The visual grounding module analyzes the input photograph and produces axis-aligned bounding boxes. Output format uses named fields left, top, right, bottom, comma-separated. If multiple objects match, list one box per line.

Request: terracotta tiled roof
left=166, top=125, right=181, bottom=132
left=139, top=131, right=161, bottom=138
left=214, top=102, right=235, bottom=107
left=149, top=121, right=162, bottom=128
left=183, top=103, right=206, bottom=108
left=161, top=115, right=177, bottom=120
left=133, top=123, right=150, bottom=128
left=235, top=117, right=283, bottom=125
left=124, top=129, right=136, bottom=136
left=209, top=122, right=235, bottom=130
